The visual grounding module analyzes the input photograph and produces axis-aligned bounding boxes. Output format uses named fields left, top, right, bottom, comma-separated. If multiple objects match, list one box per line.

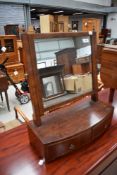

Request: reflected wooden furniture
left=100, top=48, right=117, bottom=102
left=55, top=48, right=76, bottom=74
left=72, top=56, right=92, bottom=74
left=72, top=62, right=91, bottom=74
left=21, top=32, right=113, bottom=163
left=0, top=70, right=10, bottom=111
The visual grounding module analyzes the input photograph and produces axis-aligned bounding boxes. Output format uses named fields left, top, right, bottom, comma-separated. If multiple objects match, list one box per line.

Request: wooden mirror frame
left=22, top=32, right=98, bottom=126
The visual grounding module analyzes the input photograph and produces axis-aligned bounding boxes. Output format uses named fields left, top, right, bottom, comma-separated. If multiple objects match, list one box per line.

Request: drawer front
left=5, top=54, right=19, bottom=65
left=92, top=114, right=112, bottom=140
left=46, top=129, right=91, bottom=162
left=6, top=65, right=25, bottom=83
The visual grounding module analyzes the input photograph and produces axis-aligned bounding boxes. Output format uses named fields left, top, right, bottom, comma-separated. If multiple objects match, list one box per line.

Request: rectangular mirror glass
left=34, top=34, right=93, bottom=107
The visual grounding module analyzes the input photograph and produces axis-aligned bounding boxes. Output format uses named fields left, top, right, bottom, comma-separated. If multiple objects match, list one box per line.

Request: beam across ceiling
left=0, top=0, right=29, bottom=3
left=105, top=7, right=117, bottom=13
left=0, top=0, right=116, bottom=14
left=29, top=0, right=107, bottom=14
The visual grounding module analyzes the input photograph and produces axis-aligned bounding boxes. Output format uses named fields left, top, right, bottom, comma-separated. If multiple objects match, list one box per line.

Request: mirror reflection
left=34, top=36, right=92, bottom=102
left=42, top=75, right=63, bottom=99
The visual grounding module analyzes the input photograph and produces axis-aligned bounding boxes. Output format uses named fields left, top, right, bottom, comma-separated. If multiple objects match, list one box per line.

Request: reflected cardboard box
left=64, top=73, right=92, bottom=93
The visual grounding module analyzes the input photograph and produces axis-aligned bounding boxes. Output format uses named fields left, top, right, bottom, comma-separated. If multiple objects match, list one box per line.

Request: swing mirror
left=34, top=34, right=93, bottom=102
left=22, top=32, right=96, bottom=111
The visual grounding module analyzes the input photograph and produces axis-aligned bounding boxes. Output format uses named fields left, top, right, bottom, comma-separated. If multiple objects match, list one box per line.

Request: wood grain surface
left=0, top=89, right=117, bottom=175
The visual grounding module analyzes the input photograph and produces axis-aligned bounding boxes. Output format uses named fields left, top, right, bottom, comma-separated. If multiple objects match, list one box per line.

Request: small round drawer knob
left=104, top=124, right=108, bottom=129
left=69, top=144, right=75, bottom=150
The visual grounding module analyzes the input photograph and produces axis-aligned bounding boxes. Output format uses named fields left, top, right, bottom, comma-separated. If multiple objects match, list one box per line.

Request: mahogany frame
left=22, top=32, right=98, bottom=126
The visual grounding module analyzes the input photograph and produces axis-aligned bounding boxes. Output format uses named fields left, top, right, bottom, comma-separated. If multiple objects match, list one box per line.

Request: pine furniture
left=0, top=35, right=25, bottom=83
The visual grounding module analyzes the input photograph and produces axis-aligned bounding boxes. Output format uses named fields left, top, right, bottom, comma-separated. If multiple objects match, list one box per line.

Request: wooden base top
left=30, top=100, right=113, bottom=144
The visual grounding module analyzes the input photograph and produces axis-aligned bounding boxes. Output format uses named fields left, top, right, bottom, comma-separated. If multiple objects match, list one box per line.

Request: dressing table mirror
left=25, top=33, right=94, bottom=111
left=22, top=32, right=114, bottom=163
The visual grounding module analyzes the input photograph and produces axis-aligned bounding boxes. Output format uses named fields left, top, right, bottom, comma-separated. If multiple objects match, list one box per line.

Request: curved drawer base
left=27, top=100, right=114, bottom=163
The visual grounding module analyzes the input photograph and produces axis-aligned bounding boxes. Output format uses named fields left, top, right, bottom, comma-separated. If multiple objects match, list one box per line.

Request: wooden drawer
left=92, top=114, right=112, bottom=140
left=72, top=63, right=91, bottom=74
left=6, top=63, right=25, bottom=83
left=46, top=130, right=91, bottom=162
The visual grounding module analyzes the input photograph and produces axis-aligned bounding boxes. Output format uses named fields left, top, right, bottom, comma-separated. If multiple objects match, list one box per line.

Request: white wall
left=107, top=13, right=117, bottom=38
left=73, top=0, right=111, bottom=6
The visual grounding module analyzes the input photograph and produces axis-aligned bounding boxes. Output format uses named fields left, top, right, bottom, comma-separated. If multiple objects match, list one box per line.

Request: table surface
left=0, top=89, right=117, bottom=175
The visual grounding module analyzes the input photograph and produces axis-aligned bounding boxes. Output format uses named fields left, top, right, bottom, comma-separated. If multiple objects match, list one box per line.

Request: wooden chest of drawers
left=6, top=63, right=25, bottom=83
left=27, top=100, right=114, bottom=163
left=72, top=63, right=91, bottom=74
left=100, top=48, right=117, bottom=89
left=55, top=48, right=76, bottom=75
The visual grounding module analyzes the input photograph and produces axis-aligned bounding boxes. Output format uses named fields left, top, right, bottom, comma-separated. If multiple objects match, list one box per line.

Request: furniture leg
left=0, top=92, right=3, bottom=102
left=5, top=91, right=10, bottom=111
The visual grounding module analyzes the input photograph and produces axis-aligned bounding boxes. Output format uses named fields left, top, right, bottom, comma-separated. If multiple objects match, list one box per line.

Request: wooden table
left=0, top=89, right=117, bottom=175
left=0, top=70, right=10, bottom=111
